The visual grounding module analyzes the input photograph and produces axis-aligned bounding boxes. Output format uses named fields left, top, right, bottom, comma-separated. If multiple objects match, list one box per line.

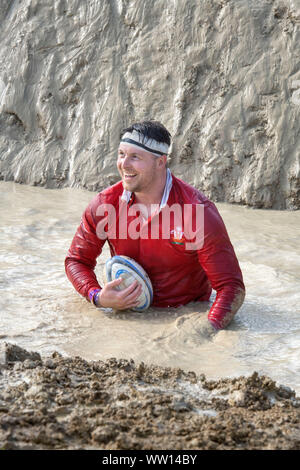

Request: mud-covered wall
left=0, top=0, right=299, bottom=209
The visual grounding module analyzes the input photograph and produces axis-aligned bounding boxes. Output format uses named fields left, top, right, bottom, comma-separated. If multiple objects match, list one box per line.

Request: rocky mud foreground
left=0, top=343, right=299, bottom=450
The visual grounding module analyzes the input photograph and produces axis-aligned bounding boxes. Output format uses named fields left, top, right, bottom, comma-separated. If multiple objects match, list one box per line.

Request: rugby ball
left=104, top=256, right=153, bottom=312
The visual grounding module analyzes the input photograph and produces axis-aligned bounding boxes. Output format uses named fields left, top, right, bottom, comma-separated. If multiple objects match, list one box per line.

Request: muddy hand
left=193, top=315, right=218, bottom=338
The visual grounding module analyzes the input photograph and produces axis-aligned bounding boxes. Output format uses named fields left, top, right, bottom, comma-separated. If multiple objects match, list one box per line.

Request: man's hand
left=96, top=277, right=142, bottom=311
left=193, top=315, right=219, bottom=338
left=172, top=312, right=219, bottom=345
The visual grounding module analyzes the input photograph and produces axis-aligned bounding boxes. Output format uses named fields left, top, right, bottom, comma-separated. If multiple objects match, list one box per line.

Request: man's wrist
left=88, top=288, right=102, bottom=307
left=207, top=318, right=222, bottom=331
left=94, top=289, right=102, bottom=307
left=208, top=318, right=220, bottom=330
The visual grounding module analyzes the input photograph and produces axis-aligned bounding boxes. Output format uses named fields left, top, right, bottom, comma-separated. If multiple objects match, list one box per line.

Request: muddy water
left=1, top=181, right=299, bottom=394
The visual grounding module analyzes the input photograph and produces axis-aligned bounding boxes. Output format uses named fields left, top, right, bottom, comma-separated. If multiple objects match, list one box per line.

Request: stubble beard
left=121, top=165, right=156, bottom=195
left=121, top=174, right=140, bottom=192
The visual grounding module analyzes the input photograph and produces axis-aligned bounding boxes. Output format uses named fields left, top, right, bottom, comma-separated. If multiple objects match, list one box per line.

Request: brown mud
left=0, top=343, right=299, bottom=450
left=1, top=0, right=299, bottom=209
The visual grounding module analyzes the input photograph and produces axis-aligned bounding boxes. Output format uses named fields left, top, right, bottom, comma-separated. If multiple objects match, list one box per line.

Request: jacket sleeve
left=65, top=194, right=106, bottom=301
left=196, top=202, right=245, bottom=329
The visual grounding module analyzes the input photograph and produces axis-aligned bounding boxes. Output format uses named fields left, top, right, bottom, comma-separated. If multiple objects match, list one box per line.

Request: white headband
left=120, top=130, right=169, bottom=157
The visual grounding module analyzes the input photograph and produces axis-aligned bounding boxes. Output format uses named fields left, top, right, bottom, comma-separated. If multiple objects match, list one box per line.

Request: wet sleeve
left=196, top=202, right=245, bottom=329
left=65, top=194, right=106, bottom=301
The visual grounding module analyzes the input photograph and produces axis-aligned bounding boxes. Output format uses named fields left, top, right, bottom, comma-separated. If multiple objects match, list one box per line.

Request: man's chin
left=122, top=178, right=139, bottom=192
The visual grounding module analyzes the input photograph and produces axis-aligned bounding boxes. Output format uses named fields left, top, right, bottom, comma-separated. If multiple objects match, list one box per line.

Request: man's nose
left=122, top=155, right=132, bottom=168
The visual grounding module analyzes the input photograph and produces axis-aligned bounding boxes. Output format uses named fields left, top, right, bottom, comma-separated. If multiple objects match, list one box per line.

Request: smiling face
left=117, top=143, right=161, bottom=194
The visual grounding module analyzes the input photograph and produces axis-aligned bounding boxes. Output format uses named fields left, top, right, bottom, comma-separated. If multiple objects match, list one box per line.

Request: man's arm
left=65, top=194, right=143, bottom=310
left=196, top=202, right=245, bottom=330
left=65, top=195, right=105, bottom=303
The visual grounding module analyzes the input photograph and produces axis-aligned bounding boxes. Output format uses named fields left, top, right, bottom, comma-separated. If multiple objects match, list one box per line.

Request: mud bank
left=0, top=0, right=300, bottom=209
left=0, top=343, right=299, bottom=450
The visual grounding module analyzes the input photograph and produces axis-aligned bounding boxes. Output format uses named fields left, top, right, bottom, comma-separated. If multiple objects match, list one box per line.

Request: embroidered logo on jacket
left=170, top=227, right=185, bottom=245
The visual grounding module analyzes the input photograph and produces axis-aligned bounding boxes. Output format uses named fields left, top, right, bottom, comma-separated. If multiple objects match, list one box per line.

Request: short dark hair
left=120, top=120, right=171, bottom=146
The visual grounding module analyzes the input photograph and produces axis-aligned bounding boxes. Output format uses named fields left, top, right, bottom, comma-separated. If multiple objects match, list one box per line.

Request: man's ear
left=157, top=155, right=167, bottom=169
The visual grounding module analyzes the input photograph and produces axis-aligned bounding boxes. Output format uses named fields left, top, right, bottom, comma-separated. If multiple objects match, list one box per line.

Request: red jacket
left=65, top=174, right=245, bottom=329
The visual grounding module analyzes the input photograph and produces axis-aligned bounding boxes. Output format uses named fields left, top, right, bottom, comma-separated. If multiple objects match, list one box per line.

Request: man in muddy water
left=65, top=120, right=245, bottom=335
